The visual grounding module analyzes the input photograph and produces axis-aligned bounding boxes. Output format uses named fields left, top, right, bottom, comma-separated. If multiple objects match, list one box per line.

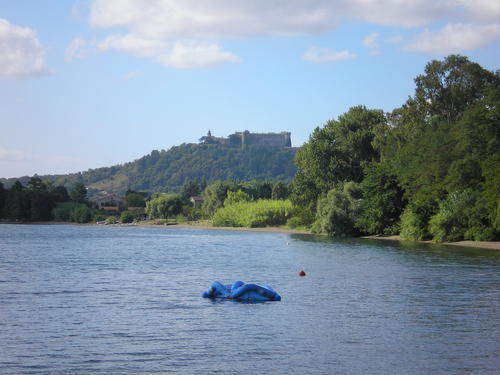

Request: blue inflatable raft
left=202, top=281, right=281, bottom=302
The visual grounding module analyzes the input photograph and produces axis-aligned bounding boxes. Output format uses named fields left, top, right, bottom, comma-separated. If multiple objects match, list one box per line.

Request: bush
left=72, top=205, right=93, bottom=223
left=312, top=183, right=362, bottom=237
left=213, top=199, right=294, bottom=228
left=52, top=202, right=79, bottom=222
left=400, top=206, right=427, bottom=241
left=120, top=210, right=135, bottom=224
left=105, top=216, right=117, bottom=224
left=52, top=202, right=93, bottom=223
left=287, top=206, right=314, bottom=229
left=428, top=190, right=497, bottom=242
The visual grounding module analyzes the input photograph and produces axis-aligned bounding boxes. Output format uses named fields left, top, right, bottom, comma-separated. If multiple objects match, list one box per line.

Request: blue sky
left=1, top=0, right=499, bottom=178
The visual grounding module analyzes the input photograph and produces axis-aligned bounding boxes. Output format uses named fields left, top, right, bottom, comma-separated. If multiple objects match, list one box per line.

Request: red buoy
left=298, top=270, right=306, bottom=277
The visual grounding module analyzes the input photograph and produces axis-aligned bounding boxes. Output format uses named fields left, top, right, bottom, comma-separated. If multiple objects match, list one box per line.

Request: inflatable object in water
left=202, top=281, right=281, bottom=302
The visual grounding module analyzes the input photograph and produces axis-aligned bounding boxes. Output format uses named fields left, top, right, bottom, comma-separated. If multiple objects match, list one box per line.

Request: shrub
left=105, top=216, right=117, bottom=224
left=213, top=199, right=294, bottom=228
left=287, top=206, right=315, bottom=229
left=400, top=206, right=427, bottom=241
left=312, top=183, right=362, bottom=237
left=71, top=204, right=93, bottom=223
left=120, top=210, right=135, bottom=224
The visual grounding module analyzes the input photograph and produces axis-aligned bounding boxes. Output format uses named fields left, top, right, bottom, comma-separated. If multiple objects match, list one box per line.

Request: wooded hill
left=1, top=143, right=297, bottom=196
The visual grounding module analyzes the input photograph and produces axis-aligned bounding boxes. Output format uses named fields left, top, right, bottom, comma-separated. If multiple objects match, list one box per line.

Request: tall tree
left=291, top=105, right=386, bottom=207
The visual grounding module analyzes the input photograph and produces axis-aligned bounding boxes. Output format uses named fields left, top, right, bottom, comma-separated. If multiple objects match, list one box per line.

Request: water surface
left=0, top=224, right=499, bottom=374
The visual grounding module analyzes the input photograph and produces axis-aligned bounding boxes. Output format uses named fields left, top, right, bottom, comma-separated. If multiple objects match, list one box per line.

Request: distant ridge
left=1, top=139, right=298, bottom=196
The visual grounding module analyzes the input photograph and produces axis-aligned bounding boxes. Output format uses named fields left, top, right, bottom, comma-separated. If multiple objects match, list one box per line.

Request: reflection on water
left=0, top=225, right=499, bottom=375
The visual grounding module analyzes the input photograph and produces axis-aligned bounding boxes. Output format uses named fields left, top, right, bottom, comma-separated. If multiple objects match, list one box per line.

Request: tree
left=120, top=210, right=135, bottom=223
left=70, top=182, right=88, bottom=204
left=312, top=182, right=362, bottom=238
left=356, top=162, right=405, bottom=235
left=271, top=182, right=289, bottom=200
left=27, top=177, right=54, bottom=221
left=291, top=105, right=386, bottom=211
left=123, top=190, right=146, bottom=208
left=3, top=181, right=29, bottom=220
left=202, top=181, right=237, bottom=216
left=181, top=179, right=201, bottom=202
left=0, top=182, right=5, bottom=218
left=146, top=194, right=183, bottom=219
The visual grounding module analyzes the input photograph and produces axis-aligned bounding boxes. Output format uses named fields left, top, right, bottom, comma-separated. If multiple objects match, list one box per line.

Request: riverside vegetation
left=1, top=55, right=499, bottom=243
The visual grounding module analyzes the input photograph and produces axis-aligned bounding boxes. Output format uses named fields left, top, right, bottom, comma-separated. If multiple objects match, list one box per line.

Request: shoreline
left=2, top=221, right=498, bottom=250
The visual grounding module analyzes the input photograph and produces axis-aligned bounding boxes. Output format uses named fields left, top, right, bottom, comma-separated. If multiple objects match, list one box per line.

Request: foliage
left=2, top=144, right=297, bottom=196
left=72, top=204, right=93, bottom=223
left=122, top=190, right=146, bottom=208
left=272, top=181, right=289, bottom=200
left=69, top=182, right=88, bottom=204
left=202, top=180, right=273, bottom=217
left=312, top=182, right=362, bottom=237
left=180, top=179, right=202, bottom=202
left=213, top=199, right=294, bottom=228
left=146, top=194, right=183, bottom=219
left=105, top=216, right=117, bottom=224
left=51, top=202, right=93, bottom=223
left=356, top=162, right=405, bottom=234
left=291, top=105, right=386, bottom=209
left=120, top=210, right=135, bottom=224
left=286, top=206, right=315, bottom=229
left=224, top=190, right=251, bottom=206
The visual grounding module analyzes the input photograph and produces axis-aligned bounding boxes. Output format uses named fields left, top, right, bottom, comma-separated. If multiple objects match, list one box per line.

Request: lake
left=0, top=224, right=499, bottom=374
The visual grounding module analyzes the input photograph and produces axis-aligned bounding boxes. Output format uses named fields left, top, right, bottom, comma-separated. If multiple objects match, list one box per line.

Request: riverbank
left=361, top=234, right=500, bottom=251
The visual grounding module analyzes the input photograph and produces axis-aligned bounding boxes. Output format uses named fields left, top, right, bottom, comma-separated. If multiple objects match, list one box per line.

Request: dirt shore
left=361, top=235, right=500, bottom=251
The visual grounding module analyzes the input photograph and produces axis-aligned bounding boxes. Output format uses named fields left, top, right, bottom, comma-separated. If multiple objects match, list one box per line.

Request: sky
left=0, top=0, right=499, bottom=178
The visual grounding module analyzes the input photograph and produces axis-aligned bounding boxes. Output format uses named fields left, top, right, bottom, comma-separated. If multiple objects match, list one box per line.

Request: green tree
left=146, top=194, right=183, bottom=219
left=120, top=210, right=135, bottom=223
left=312, top=182, right=362, bottom=238
left=3, top=181, right=29, bottom=220
left=202, top=181, right=237, bottom=216
left=356, top=162, right=405, bottom=235
left=27, top=177, right=54, bottom=221
left=292, top=105, right=386, bottom=208
left=70, top=182, right=88, bottom=204
left=181, top=179, right=202, bottom=202
left=271, top=182, right=289, bottom=200
left=0, top=182, right=6, bottom=218
left=224, top=190, right=251, bottom=206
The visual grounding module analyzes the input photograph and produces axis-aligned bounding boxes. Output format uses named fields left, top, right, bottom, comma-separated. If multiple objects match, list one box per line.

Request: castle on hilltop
left=199, top=130, right=292, bottom=148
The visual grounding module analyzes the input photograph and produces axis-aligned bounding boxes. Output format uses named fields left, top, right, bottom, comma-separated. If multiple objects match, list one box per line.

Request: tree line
left=289, top=55, right=499, bottom=242
left=2, top=55, right=498, bottom=242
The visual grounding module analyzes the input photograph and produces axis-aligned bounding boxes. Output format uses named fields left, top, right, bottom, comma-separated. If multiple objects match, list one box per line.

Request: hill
left=1, top=143, right=298, bottom=196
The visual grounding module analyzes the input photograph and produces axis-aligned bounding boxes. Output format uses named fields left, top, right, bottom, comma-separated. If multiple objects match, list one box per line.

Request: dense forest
left=1, top=55, right=499, bottom=243
left=0, top=144, right=297, bottom=196
left=289, top=55, right=499, bottom=242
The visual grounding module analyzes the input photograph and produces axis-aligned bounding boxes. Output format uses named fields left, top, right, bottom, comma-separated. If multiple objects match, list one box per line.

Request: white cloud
left=0, top=147, right=32, bottom=162
left=82, top=1, right=500, bottom=67
left=363, top=32, right=379, bottom=55
left=155, top=41, right=240, bottom=68
left=65, top=36, right=96, bottom=61
left=403, top=23, right=500, bottom=54
left=0, top=19, right=46, bottom=79
left=452, top=0, right=500, bottom=23
left=303, top=47, right=356, bottom=62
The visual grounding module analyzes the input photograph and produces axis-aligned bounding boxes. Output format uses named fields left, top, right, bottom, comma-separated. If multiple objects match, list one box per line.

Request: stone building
left=199, top=130, right=291, bottom=148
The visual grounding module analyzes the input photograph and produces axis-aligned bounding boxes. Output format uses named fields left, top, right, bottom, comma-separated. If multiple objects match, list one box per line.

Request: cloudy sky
left=1, top=0, right=499, bottom=178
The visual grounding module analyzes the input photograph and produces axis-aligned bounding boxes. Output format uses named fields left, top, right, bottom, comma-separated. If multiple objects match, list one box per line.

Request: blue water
left=0, top=224, right=499, bottom=375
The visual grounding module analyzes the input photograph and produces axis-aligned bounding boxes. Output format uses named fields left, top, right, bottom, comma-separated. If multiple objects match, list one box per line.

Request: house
left=190, top=196, right=204, bottom=209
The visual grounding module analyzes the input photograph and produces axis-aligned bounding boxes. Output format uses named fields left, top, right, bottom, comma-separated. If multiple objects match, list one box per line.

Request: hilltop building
left=199, top=130, right=291, bottom=148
